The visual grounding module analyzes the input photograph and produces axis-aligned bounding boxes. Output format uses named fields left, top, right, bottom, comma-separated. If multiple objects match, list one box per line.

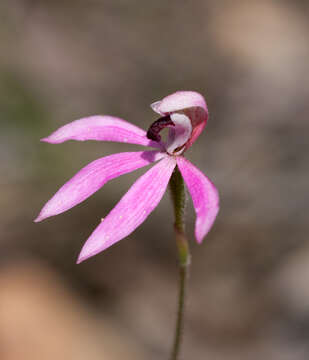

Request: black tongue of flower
left=146, top=115, right=175, bottom=142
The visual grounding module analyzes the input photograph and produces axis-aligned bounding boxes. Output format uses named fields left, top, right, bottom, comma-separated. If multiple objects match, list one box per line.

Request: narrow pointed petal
left=151, top=91, right=209, bottom=149
left=77, top=156, right=176, bottom=263
left=34, top=151, right=165, bottom=222
left=176, top=157, right=219, bottom=243
left=41, top=115, right=160, bottom=148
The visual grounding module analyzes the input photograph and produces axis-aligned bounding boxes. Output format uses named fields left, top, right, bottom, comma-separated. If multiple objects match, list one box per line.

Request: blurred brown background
left=1, top=0, right=309, bottom=359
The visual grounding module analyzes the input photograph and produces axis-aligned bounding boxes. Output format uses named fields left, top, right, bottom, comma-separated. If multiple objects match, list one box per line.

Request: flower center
left=147, top=113, right=192, bottom=155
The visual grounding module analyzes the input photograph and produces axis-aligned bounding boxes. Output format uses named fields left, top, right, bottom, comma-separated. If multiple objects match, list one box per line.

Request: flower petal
left=77, top=156, right=176, bottom=263
left=151, top=91, right=208, bottom=149
left=176, top=157, right=219, bottom=243
left=151, top=91, right=207, bottom=114
left=41, top=115, right=160, bottom=148
left=34, top=151, right=165, bottom=222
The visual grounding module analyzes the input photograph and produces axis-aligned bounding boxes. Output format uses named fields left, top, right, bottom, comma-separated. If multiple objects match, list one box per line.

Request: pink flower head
left=35, top=91, right=219, bottom=263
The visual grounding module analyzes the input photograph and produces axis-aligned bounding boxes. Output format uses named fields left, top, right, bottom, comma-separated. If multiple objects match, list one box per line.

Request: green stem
left=169, top=166, right=191, bottom=360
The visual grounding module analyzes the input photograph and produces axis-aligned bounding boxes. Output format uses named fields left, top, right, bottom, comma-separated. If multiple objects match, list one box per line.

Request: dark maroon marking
left=146, top=115, right=175, bottom=142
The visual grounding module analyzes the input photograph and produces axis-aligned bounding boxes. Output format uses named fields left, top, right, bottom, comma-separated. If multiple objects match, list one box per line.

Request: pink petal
left=41, top=115, right=160, bottom=148
left=176, top=157, right=219, bottom=243
left=151, top=91, right=207, bottom=114
left=77, top=156, right=176, bottom=263
left=151, top=91, right=208, bottom=149
left=34, top=151, right=165, bottom=222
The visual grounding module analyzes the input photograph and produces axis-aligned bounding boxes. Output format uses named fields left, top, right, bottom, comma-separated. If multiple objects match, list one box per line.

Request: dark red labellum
left=146, top=115, right=175, bottom=142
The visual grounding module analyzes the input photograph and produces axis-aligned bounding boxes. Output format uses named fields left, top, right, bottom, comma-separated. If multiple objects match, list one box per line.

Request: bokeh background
left=1, top=0, right=309, bottom=359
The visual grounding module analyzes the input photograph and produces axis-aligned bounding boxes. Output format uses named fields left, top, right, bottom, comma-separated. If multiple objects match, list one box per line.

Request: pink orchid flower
left=35, top=91, right=219, bottom=263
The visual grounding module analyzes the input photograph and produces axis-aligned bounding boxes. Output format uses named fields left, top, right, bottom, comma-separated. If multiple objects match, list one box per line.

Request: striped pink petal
left=176, top=156, right=219, bottom=243
left=151, top=91, right=208, bottom=149
left=41, top=115, right=160, bottom=148
left=34, top=151, right=165, bottom=222
left=77, top=156, right=176, bottom=263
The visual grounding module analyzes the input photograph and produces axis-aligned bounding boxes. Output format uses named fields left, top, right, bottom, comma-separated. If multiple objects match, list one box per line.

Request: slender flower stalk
left=169, top=166, right=190, bottom=360
left=34, top=91, right=219, bottom=358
